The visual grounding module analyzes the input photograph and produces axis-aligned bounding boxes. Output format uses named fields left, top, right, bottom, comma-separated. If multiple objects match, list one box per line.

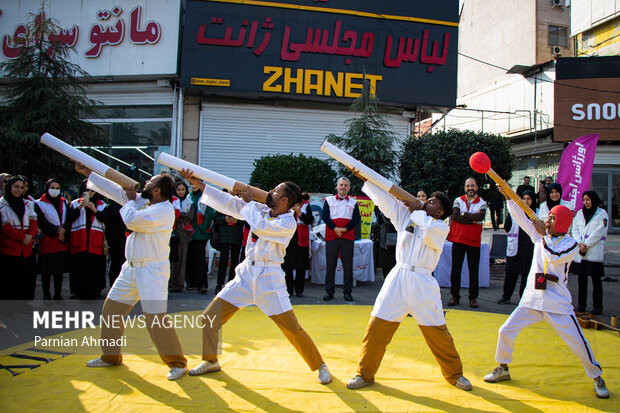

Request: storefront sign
left=0, top=0, right=180, bottom=77
left=554, top=57, right=620, bottom=142
left=180, top=0, right=458, bottom=109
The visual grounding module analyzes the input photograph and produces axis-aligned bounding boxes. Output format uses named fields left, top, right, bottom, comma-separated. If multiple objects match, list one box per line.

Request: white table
left=311, top=239, right=375, bottom=284
left=434, top=241, right=490, bottom=288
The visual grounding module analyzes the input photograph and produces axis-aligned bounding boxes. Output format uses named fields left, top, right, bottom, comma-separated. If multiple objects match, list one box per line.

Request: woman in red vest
left=0, top=176, right=38, bottom=300
left=66, top=180, right=108, bottom=299
left=34, top=178, right=69, bottom=300
left=283, top=193, right=313, bottom=297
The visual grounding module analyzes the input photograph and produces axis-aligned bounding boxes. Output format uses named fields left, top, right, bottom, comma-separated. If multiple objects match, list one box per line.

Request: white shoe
left=167, top=367, right=188, bottom=381
left=594, top=377, right=610, bottom=399
left=484, top=365, right=511, bottom=383
left=454, top=376, right=472, bottom=391
left=86, top=357, right=115, bottom=368
left=318, top=363, right=331, bottom=385
left=346, top=375, right=373, bottom=389
left=188, top=360, right=221, bottom=376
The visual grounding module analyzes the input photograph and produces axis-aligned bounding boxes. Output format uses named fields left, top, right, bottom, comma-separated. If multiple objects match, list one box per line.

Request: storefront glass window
left=85, top=105, right=173, bottom=182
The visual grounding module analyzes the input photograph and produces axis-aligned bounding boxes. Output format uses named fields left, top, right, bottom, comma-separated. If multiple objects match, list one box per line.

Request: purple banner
left=556, top=134, right=599, bottom=212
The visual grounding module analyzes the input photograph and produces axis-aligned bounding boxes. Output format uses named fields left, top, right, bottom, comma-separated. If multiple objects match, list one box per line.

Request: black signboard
left=180, top=0, right=458, bottom=109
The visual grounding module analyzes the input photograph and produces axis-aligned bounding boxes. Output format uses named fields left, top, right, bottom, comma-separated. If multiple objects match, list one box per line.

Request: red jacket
left=0, top=197, right=38, bottom=257
left=69, top=198, right=106, bottom=255
left=447, top=195, right=486, bottom=248
left=35, top=195, right=69, bottom=254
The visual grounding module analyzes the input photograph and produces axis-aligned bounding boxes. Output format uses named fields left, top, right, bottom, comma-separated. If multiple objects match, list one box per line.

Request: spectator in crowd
left=416, top=190, right=428, bottom=203
left=497, top=190, right=536, bottom=304
left=516, top=176, right=535, bottom=198
left=66, top=180, right=108, bottom=299
left=448, top=177, right=487, bottom=308
left=214, top=190, right=245, bottom=294
left=572, top=191, right=608, bottom=315
left=170, top=181, right=194, bottom=293
left=539, top=175, right=554, bottom=204
left=103, top=200, right=127, bottom=287
left=538, top=182, right=574, bottom=221
left=34, top=178, right=69, bottom=300
left=375, top=206, right=397, bottom=278
left=283, top=193, right=313, bottom=297
left=239, top=220, right=251, bottom=263
left=0, top=176, right=38, bottom=300
left=186, top=181, right=215, bottom=294
left=0, top=173, right=11, bottom=198
left=489, top=190, right=504, bottom=231
left=321, top=177, right=361, bottom=302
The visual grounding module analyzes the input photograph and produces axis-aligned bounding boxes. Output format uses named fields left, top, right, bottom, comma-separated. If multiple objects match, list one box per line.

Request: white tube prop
left=158, top=153, right=268, bottom=203
left=41, top=133, right=139, bottom=190
left=320, top=140, right=417, bottom=204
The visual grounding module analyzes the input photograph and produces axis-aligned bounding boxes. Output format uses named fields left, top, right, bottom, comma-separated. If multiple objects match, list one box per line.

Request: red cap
left=549, top=205, right=573, bottom=233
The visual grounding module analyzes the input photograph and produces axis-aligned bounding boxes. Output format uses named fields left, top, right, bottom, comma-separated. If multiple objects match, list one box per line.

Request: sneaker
left=484, top=365, right=511, bottom=383
left=188, top=360, right=221, bottom=376
left=86, top=357, right=115, bottom=368
left=167, top=366, right=188, bottom=381
left=594, top=377, right=609, bottom=398
left=447, top=297, right=459, bottom=306
left=469, top=298, right=478, bottom=308
left=497, top=298, right=511, bottom=304
left=318, top=363, right=331, bottom=384
left=346, top=375, right=373, bottom=389
left=296, top=292, right=304, bottom=298
left=344, top=293, right=354, bottom=302
left=199, top=287, right=208, bottom=294
left=454, top=376, right=472, bottom=391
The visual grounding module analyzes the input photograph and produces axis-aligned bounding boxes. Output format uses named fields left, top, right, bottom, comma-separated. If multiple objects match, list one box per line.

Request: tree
left=399, top=129, right=514, bottom=202
left=0, top=8, right=101, bottom=188
left=249, top=153, right=337, bottom=193
left=325, top=77, right=398, bottom=194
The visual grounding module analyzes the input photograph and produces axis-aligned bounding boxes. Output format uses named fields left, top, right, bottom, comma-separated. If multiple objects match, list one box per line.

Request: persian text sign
left=180, top=0, right=458, bottom=109
left=0, top=0, right=180, bottom=77
left=556, top=134, right=599, bottom=211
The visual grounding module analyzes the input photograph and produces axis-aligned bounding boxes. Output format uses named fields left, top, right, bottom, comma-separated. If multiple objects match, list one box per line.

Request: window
left=85, top=105, right=173, bottom=180
left=549, top=25, right=568, bottom=47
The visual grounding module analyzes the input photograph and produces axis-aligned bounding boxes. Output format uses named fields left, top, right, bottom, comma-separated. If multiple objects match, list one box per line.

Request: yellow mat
left=0, top=305, right=618, bottom=412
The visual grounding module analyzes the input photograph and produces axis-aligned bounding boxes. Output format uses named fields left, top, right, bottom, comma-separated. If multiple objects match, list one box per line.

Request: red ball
left=469, top=152, right=491, bottom=173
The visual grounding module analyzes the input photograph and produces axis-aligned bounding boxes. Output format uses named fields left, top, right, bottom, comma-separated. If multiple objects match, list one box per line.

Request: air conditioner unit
left=551, top=46, right=562, bottom=56
left=551, top=0, right=562, bottom=6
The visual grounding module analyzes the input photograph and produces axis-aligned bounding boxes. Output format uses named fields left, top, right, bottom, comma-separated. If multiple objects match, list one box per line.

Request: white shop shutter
left=199, top=103, right=410, bottom=184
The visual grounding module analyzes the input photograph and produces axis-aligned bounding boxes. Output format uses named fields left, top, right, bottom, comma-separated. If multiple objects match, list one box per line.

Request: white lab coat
left=572, top=208, right=608, bottom=263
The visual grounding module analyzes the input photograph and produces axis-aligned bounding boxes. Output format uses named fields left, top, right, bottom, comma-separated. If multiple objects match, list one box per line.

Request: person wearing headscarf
left=497, top=190, right=537, bottom=304
left=538, top=182, right=574, bottom=221
left=65, top=180, right=108, bottom=299
left=572, top=191, right=608, bottom=315
left=19, top=176, right=35, bottom=202
left=34, top=178, right=69, bottom=300
left=169, top=180, right=194, bottom=292
left=0, top=176, right=38, bottom=300
left=103, top=199, right=127, bottom=287
left=0, top=173, right=12, bottom=198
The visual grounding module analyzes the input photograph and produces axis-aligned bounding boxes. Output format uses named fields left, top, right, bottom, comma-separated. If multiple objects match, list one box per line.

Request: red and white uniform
left=69, top=197, right=106, bottom=255
left=324, top=195, right=357, bottom=241
left=447, top=195, right=486, bottom=247
left=35, top=195, right=69, bottom=254
left=0, top=197, right=37, bottom=257
left=296, top=201, right=311, bottom=248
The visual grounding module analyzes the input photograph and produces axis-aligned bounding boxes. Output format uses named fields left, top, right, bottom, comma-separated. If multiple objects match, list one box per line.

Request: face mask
left=48, top=189, right=60, bottom=198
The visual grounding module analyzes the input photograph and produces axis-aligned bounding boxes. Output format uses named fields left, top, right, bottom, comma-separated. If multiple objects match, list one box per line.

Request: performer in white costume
left=346, top=171, right=472, bottom=391
left=485, top=185, right=609, bottom=399
left=181, top=169, right=331, bottom=384
left=75, top=163, right=188, bottom=381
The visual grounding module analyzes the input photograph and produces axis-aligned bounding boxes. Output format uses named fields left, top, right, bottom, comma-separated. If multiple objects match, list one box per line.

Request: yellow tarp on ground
left=0, top=305, right=618, bottom=412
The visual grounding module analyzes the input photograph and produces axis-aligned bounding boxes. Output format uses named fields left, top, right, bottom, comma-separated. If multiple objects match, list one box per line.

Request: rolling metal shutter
left=199, top=102, right=410, bottom=184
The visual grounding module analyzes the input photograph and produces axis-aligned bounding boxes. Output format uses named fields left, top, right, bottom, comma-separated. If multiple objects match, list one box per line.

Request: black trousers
left=217, top=243, right=241, bottom=286
left=501, top=272, right=527, bottom=301
left=489, top=208, right=502, bottom=230
left=107, top=243, right=126, bottom=287
left=42, top=273, right=63, bottom=298
left=450, top=242, right=480, bottom=299
left=325, top=238, right=354, bottom=295
left=187, top=239, right=208, bottom=289
left=577, top=260, right=603, bottom=310
left=1, top=254, right=36, bottom=300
